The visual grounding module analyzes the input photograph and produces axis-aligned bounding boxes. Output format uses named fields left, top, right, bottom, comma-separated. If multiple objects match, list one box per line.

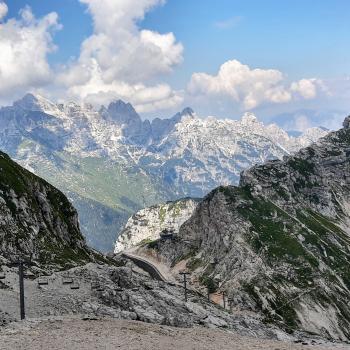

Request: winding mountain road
left=121, top=251, right=211, bottom=302
left=121, top=252, right=169, bottom=282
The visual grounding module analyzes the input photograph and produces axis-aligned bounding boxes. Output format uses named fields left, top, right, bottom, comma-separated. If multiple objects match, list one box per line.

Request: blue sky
left=1, top=0, right=350, bottom=128
left=143, top=1, right=350, bottom=78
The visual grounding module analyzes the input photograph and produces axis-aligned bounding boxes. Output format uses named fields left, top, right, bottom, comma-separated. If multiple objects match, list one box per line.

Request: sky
left=0, top=0, right=350, bottom=129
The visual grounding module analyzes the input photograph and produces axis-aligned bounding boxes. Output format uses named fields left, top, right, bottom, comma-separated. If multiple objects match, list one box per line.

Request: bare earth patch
left=0, top=318, right=349, bottom=350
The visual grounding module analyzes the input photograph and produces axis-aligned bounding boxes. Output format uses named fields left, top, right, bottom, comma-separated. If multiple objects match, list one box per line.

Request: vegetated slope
left=0, top=151, right=102, bottom=269
left=114, top=198, right=200, bottom=253
left=154, top=117, right=350, bottom=341
left=0, top=93, right=327, bottom=251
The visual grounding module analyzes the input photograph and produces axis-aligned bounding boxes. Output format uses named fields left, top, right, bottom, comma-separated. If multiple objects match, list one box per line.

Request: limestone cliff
left=114, top=198, right=199, bottom=253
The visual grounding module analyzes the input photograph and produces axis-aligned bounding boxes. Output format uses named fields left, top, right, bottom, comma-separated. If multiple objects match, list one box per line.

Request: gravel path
left=1, top=318, right=349, bottom=350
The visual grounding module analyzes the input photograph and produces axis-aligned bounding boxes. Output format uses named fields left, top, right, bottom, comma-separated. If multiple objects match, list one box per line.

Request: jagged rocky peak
left=180, top=107, right=195, bottom=117
left=106, top=99, right=141, bottom=124
left=13, top=93, right=58, bottom=113
left=152, top=121, right=350, bottom=340
left=148, top=106, right=197, bottom=142
left=343, top=115, right=350, bottom=129
left=176, top=106, right=196, bottom=121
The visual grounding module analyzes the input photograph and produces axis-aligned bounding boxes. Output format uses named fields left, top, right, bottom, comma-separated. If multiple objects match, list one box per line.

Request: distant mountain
left=0, top=94, right=328, bottom=251
left=151, top=116, right=350, bottom=340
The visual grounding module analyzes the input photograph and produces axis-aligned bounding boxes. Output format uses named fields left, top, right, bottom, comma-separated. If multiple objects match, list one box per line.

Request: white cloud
left=65, top=59, right=182, bottom=112
left=0, top=6, right=60, bottom=101
left=188, top=59, right=322, bottom=110
left=0, top=2, right=8, bottom=21
left=214, top=16, right=242, bottom=29
left=290, top=78, right=322, bottom=99
left=57, top=0, right=184, bottom=112
left=0, top=1, right=331, bottom=116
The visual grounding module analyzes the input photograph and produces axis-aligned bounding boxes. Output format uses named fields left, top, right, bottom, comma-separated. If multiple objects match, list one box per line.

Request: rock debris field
left=1, top=317, right=350, bottom=350
left=1, top=262, right=350, bottom=349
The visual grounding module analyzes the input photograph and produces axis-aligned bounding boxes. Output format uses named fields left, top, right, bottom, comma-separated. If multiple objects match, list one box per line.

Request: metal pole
left=18, top=261, right=25, bottom=320
left=179, top=272, right=190, bottom=302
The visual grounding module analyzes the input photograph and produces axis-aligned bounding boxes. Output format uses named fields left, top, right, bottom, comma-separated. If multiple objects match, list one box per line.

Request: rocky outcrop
left=114, top=198, right=199, bottom=253
left=0, top=151, right=103, bottom=269
left=152, top=117, right=350, bottom=341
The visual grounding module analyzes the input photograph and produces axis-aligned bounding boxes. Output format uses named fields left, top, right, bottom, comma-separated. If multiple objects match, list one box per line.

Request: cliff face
left=0, top=151, right=97, bottom=268
left=114, top=198, right=199, bottom=253
left=155, top=117, right=350, bottom=340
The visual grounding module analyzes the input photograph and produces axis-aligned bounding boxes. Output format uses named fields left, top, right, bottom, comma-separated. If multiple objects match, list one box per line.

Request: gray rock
left=153, top=118, right=350, bottom=341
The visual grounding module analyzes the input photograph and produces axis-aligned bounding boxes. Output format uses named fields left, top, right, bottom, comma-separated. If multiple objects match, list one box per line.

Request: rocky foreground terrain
left=0, top=260, right=285, bottom=333
left=2, top=252, right=347, bottom=348
left=1, top=318, right=349, bottom=350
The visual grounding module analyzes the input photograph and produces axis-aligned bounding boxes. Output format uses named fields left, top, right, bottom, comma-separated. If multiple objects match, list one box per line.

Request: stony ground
left=0, top=262, right=272, bottom=332
left=2, top=262, right=350, bottom=348
left=0, top=317, right=349, bottom=350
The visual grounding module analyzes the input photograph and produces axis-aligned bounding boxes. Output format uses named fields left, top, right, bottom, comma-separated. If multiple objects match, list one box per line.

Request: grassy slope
left=0, top=151, right=110, bottom=269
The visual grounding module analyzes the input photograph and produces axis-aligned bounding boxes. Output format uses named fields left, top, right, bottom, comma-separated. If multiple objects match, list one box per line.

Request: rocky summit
left=141, top=116, right=350, bottom=341
left=0, top=94, right=327, bottom=251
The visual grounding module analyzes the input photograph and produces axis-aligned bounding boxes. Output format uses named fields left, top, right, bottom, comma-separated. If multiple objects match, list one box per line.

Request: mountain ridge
left=0, top=94, right=328, bottom=251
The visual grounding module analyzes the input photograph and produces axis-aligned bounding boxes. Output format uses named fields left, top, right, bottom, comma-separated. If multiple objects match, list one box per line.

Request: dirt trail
left=0, top=318, right=349, bottom=350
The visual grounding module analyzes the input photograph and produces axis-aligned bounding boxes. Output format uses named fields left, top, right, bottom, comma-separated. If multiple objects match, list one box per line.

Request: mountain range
left=0, top=93, right=328, bottom=251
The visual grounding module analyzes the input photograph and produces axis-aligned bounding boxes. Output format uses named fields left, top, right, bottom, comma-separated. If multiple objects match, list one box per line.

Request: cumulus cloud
left=66, top=59, right=182, bottom=113
left=58, top=0, right=184, bottom=112
left=0, top=6, right=60, bottom=101
left=290, top=78, right=323, bottom=99
left=0, top=2, right=8, bottom=20
left=188, top=59, right=322, bottom=110
left=0, top=1, right=330, bottom=115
